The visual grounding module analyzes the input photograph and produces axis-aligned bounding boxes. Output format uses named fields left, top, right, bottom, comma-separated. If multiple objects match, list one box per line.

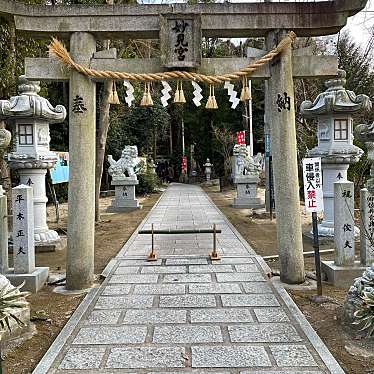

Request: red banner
left=236, top=130, right=246, bottom=145
left=181, top=156, right=187, bottom=174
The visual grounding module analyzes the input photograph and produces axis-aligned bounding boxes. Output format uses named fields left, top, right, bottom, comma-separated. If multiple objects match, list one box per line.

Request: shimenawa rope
left=48, top=31, right=296, bottom=85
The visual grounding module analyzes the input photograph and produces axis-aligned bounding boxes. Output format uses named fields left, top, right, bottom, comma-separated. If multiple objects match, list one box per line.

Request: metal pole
left=147, top=223, right=157, bottom=261
left=209, top=223, right=221, bottom=260
left=269, top=156, right=273, bottom=221
left=181, top=119, right=185, bottom=157
left=312, top=211, right=323, bottom=296
left=248, top=80, right=254, bottom=157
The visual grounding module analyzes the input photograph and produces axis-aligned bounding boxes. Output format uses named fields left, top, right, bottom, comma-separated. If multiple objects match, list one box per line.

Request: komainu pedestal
left=232, top=144, right=263, bottom=209
left=233, top=175, right=263, bottom=209
left=110, top=178, right=139, bottom=210
left=107, top=145, right=140, bottom=211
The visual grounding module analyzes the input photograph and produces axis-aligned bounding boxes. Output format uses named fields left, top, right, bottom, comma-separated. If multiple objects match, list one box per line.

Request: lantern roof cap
left=300, top=70, right=372, bottom=118
left=0, top=76, right=66, bottom=123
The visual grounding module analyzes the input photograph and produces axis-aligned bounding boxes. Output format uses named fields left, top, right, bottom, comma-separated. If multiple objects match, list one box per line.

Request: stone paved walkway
left=34, top=184, right=344, bottom=374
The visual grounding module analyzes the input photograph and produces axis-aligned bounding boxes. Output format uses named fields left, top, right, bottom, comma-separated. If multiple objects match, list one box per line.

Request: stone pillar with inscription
left=355, top=122, right=374, bottom=266
left=0, top=186, right=8, bottom=275
left=301, top=70, right=371, bottom=239
left=0, top=76, right=67, bottom=250
left=7, top=185, right=48, bottom=292
left=334, top=181, right=355, bottom=266
left=360, top=188, right=374, bottom=266
left=322, top=181, right=368, bottom=288
left=266, top=30, right=304, bottom=284
left=66, top=32, right=96, bottom=290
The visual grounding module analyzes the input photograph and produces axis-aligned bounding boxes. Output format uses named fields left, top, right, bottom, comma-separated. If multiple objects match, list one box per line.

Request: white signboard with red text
left=302, top=157, right=324, bottom=213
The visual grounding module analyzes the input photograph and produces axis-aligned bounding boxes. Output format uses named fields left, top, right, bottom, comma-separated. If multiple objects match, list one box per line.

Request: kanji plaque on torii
left=160, top=13, right=201, bottom=69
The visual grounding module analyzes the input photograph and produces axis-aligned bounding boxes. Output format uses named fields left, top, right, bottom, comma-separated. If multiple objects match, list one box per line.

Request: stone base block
left=107, top=202, right=142, bottom=212
left=36, top=236, right=66, bottom=253
left=303, top=226, right=360, bottom=244
left=321, top=260, right=367, bottom=289
left=232, top=198, right=264, bottom=209
left=34, top=229, right=60, bottom=244
left=10, top=236, right=66, bottom=253
left=6, top=267, right=49, bottom=293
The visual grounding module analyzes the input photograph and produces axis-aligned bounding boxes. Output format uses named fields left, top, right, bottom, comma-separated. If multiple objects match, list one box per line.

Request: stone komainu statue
left=108, top=145, right=139, bottom=180
left=0, top=128, right=11, bottom=152
left=233, top=144, right=261, bottom=176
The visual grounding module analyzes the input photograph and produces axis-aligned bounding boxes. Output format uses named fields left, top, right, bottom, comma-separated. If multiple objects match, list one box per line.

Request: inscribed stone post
left=0, top=186, right=8, bottom=274
left=12, top=185, right=35, bottom=274
left=360, top=188, right=374, bottom=265
left=266, top=30, right=304, bottom=284
left=66, top=32, right=96, bottom=290
left=334, top=181, right=355, bottom=266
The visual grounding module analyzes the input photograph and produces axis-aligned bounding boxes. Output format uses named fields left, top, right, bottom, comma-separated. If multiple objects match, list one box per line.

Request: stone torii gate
left=0, top=0, right=367, bottom=289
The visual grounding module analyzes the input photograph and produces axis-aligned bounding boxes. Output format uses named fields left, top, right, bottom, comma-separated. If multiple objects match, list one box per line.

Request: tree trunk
left=0, top=122, right=11, bottom=208
left=153, top=127, right=157, bottom=161
left=94, top=14, right=113, bottom=222
left=8, top=19, right=16, bottom=96
left=95, top=80, right=111, bottom=222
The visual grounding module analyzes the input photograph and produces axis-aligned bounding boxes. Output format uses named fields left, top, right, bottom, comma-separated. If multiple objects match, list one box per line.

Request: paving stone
left=114, top=266, right=140, bottom=274
left=133, top=284, right=185, bottom=294
left=216, top=273, right=266, bottom=282
left=106, top=346, right=185, bottom=368
left=270, top=345, right=318, bottom=367
left=234, top=264, right=259, bottom=272
left=95, top=295, right=154, bottom=309
left=228, top=323, right=302, bottom=343
left=86, top=310, right=121, bottom=324
left=243, top=282, right=273, bottom=294
left=191, top=345, right=271, bottom=367
left=163, top=274, right=211, bottom=283
left=240, top=371, right=324, bottom=374
left=254, top=308, right=290, bottom=322
left=73, top=326, right=147, bottom=345
left=101, top=284, right=132, bottom=295
left=58, top=348, right=105, bottom=369
left=221, top=294, right=280, bottom=307
left=148, top=372, right=230, bottom=374
left=153, top=325, right=223, bottom=343
left=123, top=309, right=187, bottom=324
left=141, top=266, right=186, bottom=274
left=218, top=257, right=254, bottom=264
left=159, top=295, right=216, bottom=308
left=189, top=265, right=234, bottom=273
left=189, top=283, right=242, bottom=294
left=109, top=274, right=159, bottom=284
left=191, top=308, right=253, bottom=323
left=166, top=258, right=208, bottom=265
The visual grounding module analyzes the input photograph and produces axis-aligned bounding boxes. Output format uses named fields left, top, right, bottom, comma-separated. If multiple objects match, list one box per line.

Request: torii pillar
left=266, top=30, right=305, bottom=284
left=66, top=32, right=96, bottom=290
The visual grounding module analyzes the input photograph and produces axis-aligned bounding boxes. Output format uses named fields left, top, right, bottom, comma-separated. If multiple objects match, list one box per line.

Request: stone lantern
left=203, top=158, right=213, bottom=181
left=301, top=70, right=371, bottom=238
left=0, top=76, right=67, bottom=248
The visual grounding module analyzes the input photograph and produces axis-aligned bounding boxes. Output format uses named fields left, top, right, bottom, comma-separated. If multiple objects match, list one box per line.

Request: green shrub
left=136, top=170, right=160, bottom=195
left=353, top=290, right=374, bottom=337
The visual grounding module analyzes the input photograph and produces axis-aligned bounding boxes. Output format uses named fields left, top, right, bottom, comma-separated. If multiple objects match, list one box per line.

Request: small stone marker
left=0, top=185, right=8, bottom=274
left=334, top=181, right=355, bottom=266
left=360, top=188, right=374, bottom=265
left=12, top=185, right=35, bottom=274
